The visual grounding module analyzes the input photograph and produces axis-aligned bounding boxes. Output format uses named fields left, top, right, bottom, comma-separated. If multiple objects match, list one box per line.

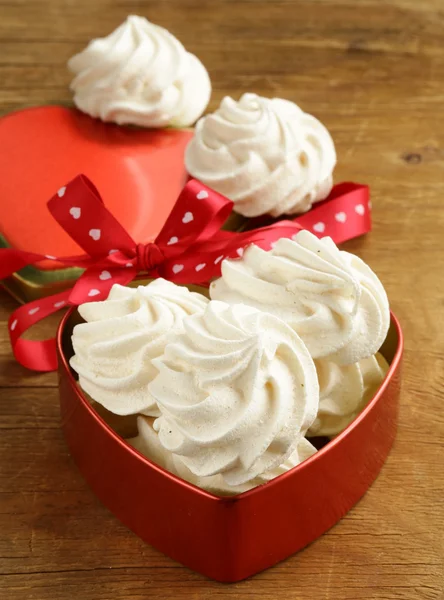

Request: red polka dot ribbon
left=0, top=175, right=370, bottom=372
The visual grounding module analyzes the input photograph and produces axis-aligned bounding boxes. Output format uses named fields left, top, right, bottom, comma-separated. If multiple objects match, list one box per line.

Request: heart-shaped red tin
left=57, top=306, right=402, bottom=582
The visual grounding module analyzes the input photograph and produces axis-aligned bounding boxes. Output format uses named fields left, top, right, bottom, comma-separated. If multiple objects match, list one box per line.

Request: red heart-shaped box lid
left=0, top=106, right=192, bottom=269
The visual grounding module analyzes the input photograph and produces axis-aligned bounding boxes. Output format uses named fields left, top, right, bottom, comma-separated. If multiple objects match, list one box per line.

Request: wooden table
left=1, top=1, right=443, bottom=598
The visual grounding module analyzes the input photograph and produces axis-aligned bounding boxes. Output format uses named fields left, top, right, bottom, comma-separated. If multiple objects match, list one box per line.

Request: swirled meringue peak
left=68, top=15, right=211, bottom=128
left=210, top=230, right=390, bottom=365
left=308, top=353, right=390, bottom=438
left=185, top=93, right=336, bottom=217
left=70, top=279, right=208, bottom=417
left=131, top=415, right=317, bottom=495
left=149, top=300, right=319, bottom=487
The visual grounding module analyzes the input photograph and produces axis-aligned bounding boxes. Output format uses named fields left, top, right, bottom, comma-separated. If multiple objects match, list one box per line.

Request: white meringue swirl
left=149, top=301, right=319, bottom=486
left=70, top=280, right=208, bottom=417
left=308, top=353, right=390, bottom=437
left=131, top=416, right=317, bottom=495
left=185, top=93, right=336, bottom=217
left=210, top=230, right=390, bottom=364
left=68, top=15, right=211, bottom=128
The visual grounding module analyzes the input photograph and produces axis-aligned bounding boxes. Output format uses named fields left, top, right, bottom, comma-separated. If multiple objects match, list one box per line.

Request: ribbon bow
left=0, top=176, right=370, bottom=372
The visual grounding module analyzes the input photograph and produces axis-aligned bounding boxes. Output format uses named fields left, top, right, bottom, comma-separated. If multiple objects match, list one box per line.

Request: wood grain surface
left=1, top=1, right=443, bottom=598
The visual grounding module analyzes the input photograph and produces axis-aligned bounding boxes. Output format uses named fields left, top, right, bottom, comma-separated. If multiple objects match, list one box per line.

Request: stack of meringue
left=70, top=231, right=390, bottom=496
left=210, top=231, right=390, bottom=438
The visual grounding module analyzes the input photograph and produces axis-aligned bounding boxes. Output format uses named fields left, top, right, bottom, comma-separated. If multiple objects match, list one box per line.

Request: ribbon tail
left=293, top=183, right=371, bottom=244
left=8, top=290, right=71, bottom=372
left=0, top=248, right=50, bottom=280
left=13, top=338, right=59, bottom=373
left=68, top=265, right=137, bottom=305
left=158, top=221, right=305, bottom=284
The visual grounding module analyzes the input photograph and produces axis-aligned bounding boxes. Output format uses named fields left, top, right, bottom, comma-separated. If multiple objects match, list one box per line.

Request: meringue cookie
left=68, top=15, right=211, bottom=128
left=130, top=415, right=317, bottom=495
left=210, top=230, right=390, bottom=365
left=185, top=93, right=336, bottom=217
left=148, top=300, right=319, bottom=486
left=308, top=353, right=390, bottom=437
left=70, top=279, right=208, bottom=417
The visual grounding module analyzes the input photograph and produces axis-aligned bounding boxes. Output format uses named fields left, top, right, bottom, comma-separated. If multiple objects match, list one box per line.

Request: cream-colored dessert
left=308, top=353, right=390, bottom=437
left=210, top=231, right=390, bottom=365
left=130, top=415, right=316, bottom=495
left=185, top=93, right=336, bottom=217
left=148, top=301, right=319, bottom=487
left=70, top=279, right=208, bottom=417
left=68, top=15, right=211, bottom=128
